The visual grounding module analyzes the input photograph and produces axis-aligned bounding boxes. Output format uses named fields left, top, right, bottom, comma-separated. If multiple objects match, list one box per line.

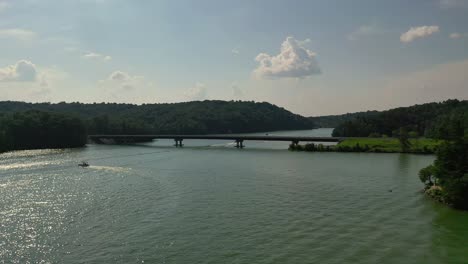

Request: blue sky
left=0, top=0, right=467, bottom=115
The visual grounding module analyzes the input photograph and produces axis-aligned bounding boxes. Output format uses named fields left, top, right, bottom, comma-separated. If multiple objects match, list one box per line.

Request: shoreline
left=290, top=138, right=443, bottom=154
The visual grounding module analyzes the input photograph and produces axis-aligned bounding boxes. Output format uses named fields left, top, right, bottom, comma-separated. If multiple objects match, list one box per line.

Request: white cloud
left=0, top=28, right=36, bottom=41
left=82, top=52, right=112, bottom=61
left=286, top=59, right=468, bottom=116
left=109, top=71, right=130, bottom=82
left=348, top=25, right=380, bottom=41
left=96, top=71, right=151, bottom=103
left=39, top=75, right=48, bottom=87
left=0, top=60, right=37, bottom=82
left=254, top=36, right=321, bottom=79
left=0, top=62, right=66, bottom=101
left=231, top=48, right=240, bottom=55
left=184, top=82, right=207, bottom=101
left=83, top=52, right=101, bottom=59
left=400, top=26, right=440, bottom=43
left=102, top=70, right=143, bottom=90
left=449, top=32, right=462, bottom=39
left=0, top=65, right=68, bottom=102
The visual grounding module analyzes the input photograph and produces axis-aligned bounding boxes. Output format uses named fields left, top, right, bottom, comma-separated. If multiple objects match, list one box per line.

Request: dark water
left=1, top=129, right=467, bottom=264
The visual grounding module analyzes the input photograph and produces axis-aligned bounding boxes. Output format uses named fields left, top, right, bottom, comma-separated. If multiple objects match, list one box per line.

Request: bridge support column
left=235, top=139, right=244, bottom=149
left=174, top=139, right=184, bottom=147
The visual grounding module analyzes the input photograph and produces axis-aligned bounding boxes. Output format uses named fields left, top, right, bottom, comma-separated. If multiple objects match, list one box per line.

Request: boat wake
left=88, top=165, right=131, bottom=172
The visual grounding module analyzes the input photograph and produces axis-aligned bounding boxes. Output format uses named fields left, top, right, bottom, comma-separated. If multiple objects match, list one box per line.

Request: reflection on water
left=0, top=161, right=60, bottom=170
left=0, top=129, right=467, bottom=263
left=430, top=203, right=468, bottom=263
left=398, top=153, right=410, bottom=171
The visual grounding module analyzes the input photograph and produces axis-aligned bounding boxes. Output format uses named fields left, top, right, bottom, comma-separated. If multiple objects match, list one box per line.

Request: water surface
left=1, top=129, right=467, bottom=263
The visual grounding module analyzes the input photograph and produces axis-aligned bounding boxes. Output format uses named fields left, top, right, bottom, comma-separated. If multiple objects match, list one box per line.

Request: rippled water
left=1, top=129, right=467, bottom=264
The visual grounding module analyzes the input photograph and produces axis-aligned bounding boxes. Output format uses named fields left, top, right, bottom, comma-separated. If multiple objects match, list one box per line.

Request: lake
left=1, top=128, right=467, bottom=263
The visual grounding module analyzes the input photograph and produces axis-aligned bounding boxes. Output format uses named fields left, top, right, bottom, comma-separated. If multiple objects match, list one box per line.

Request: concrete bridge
left=88, top=134, right=343, bottom=148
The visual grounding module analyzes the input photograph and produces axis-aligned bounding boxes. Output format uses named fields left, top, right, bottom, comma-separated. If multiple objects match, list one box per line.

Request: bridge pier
left=235, top=139, right=244, bottom=148
left=174, top=139, right=184, bottom=147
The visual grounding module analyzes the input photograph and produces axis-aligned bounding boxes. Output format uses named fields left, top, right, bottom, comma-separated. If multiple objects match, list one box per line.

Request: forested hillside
left=0, top=111, right=87, bottom=152
left=309, top=111, right=378, bottom=128
left=0, top=100, right=316, bottom=135
left=329, top=99, right=468, bottom=139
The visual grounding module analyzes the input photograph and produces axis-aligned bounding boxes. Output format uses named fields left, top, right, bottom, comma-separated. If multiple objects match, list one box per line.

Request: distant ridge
left=0, top=100, right=316, bottom=135
left=310, top=99, right=467, bottom=138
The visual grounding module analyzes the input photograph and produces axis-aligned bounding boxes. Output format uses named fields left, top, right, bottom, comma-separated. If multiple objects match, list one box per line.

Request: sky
left=0, top=0, right=467, bottom=116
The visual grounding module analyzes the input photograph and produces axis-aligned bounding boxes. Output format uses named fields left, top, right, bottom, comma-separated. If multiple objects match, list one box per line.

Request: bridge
left=88, top=134, right=343, bottom=148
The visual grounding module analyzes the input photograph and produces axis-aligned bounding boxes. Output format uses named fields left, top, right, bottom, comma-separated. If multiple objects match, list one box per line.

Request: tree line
left=309, top=99, right=467, bottom=209
left=327, top=99, right=468, bottom=140
left=0, top=111, right=87, bottom=152
left=419, top=130, right=467, bottom=210
left=0, top=100, right=316, bottom=152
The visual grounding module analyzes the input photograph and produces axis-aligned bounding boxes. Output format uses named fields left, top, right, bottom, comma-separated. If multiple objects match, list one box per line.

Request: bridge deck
left=88, top=134, right=343, bottom=142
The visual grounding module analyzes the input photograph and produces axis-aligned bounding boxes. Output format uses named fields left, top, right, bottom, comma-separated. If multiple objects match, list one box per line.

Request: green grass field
left=336, top=138, right=443, bottom=153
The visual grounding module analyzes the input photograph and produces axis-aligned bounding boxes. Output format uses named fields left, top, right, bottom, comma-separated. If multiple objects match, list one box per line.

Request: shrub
left=408, top=131, right=419, bottom=138
left=304, top=143, right=316, bottom=151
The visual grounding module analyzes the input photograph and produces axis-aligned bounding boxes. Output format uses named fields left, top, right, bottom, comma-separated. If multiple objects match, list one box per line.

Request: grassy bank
left=290, top=138, right=444, bottom=154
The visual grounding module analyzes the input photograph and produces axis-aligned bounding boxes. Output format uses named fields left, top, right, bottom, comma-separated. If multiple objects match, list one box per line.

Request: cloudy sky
left=0, top=0, right=467, bottom=115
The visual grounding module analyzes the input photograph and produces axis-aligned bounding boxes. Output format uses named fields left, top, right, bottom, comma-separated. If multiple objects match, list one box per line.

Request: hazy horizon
left=1, top=0, right=467, bottom=116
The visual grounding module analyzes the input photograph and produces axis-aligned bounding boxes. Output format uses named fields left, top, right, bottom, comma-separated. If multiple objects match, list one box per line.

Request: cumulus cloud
left=254, top=37, right=321, bottom=79
left=0, top=28, right=36, bottom=41
left=82, top=52, right=112, bottom=61
left=109, top=71, right=130, bottom=82
left=184, top=82, right=207, bottom=101
left=96, top=71, right=152, bottom=103
left=347, top=25, right=380, bottom=41
left=0, top=63, right=68, bottom=103
left=400, top=26, right=440, bottom=43
left=103, top=70, right=143, bottom=90
left=449, top=32, right=462, bottom=39
left=0, top=60, right=37, bottom=82
left=39, top=75, right=49, bottom=87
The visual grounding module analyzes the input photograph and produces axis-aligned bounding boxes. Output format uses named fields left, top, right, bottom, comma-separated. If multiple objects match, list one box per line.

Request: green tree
left=419, top=135, right=468, bottom=209
left=398, top=128, right=412, bottom=152
left=419, top=165, right=436, bottom=187
left=0, top=110, right=87, bottom=152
